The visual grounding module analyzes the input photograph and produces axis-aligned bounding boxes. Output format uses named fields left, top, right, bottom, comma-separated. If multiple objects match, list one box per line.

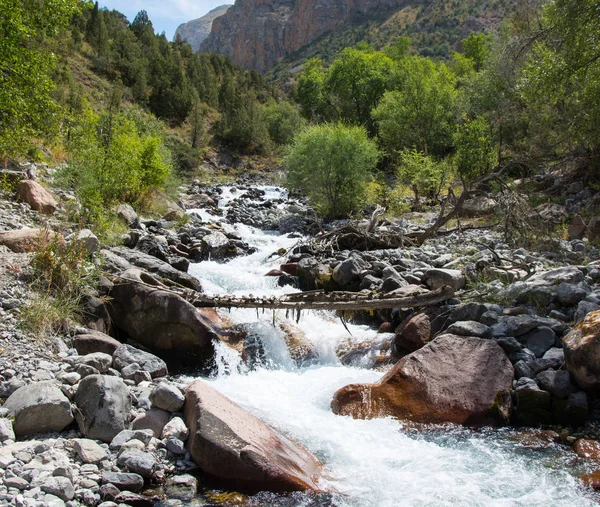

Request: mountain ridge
left=174, top=4, right=232, bottom=52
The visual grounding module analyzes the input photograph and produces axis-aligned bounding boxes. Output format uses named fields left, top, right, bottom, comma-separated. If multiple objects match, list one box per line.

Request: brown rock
left=278, top=321, right=316, bottom=363
left=573, top=439, right=600, bottom=460
left=72, top=331, right=122, bottom=356
left=17, top=179, right=57, bottom=214
left=0, top=228, right=58, bottom=253
left=184, top=379, right=322, bottom=492
left=280, top=263, right=299, bottom=276
left=378, top=322, right=395, bottom=334
left=108, top=269, right=236, bottom=367
left=582, top=471, right=600, bottom=489
left=132, top=407, right=170, bottom=438
left=265, top=269, right=284, bottom=277
left=587, top=217, right=600, bottom=241
left=569, top=215, right=587, bottom=240
left=563, top=310, right=600, bottom=390
left=332, top=334, right=514, bottom=426
left=394, top=312, right=432, bottom=353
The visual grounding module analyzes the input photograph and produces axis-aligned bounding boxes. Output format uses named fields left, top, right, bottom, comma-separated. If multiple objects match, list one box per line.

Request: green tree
left=461, top=32, right=492, bottom=72
left=372, top=56, right=457, bottom=157
left=454, top=115, right=497, bottom=184
left=325, top=46, right=396, bottom=133
left=262, top=101, right=305, bottom=146
left=396, top=149, right=449, bottom=209
left=520, top=0, right=600, bottom=158
left=296, top=57, right=327, bottom=121
left=285, top=123, right=379, bottom=217
left=0, top=0, right=82, bottom=164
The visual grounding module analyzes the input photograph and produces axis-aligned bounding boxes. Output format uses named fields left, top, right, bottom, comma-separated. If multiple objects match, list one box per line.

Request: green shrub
left=285, top=123, right=379, bottom=218
left=454, top=115, right=497, bottom=183
left=396, top=148, right=450, bottom=208
left=262, top=101, right=306, bottom=145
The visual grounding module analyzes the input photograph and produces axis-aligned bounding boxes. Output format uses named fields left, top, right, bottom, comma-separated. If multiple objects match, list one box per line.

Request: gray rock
left=109, top=429, right=154, bottom=451
left=112, top=345, right=168, bottom=379
left=165, top=474, right=197, bottom=500
left=505, top=315, right=540, bottom=337
left=4, top=477, right=28, bottom=489
left=165, top=437, right=186, bottom=455
left=41, top=477, right=74, bottom=501
left=332, top=256, right=369, bottom=289
left=149, top=383, right=185, bottom=412
left=536, top=370, right=573, bottom=399
left=77, top=363, right=100, bottom=378
left=0, top=378, right=26, bottom=398
left=543, top=347, right=565, bottom=364
left=528, top=266, right=584, bottom=286
left=0, top=418, right=15, bottom=442
left=136, top=235, right=170, bottom=262
left=359, top=274, right=381, bottom=290
left=480, top=311, right=499, bottom=326
left=101, top=471, right=144, bottom=492
left=75, top=352, right=113, bottom=373
left=76, top=229, right=100, bottom=255
left=446, top=321, right=492, bottom=339
left=116, top=450, right=157, bottom=479
left=57, top=372, right=81, bottom=385
left=556, top=282, right=588, bottom=307
left=495, top=337, right=522, bottom=354
left=514, top=360, right=535, bottom=379
left=74, top=375, right=131, bottom=443
left=117, top=204, right=139, bottom=228
left=72, top=439, right=107, bottom=463
left=161, top=417, right=189, bottom=441
left=422, top=269, right=465, bottom=291
left=200, top=231, right=230, bottom=261
left=521, top=326, right=556, bottom=357
left=575, top=300, right=600, bottom=321
left=513, top=378, right=552, bottom=426
left=132, top=407, right=170, bottom=438
left=3, top=381, right=74, bottom=436
left=120, top=363, right=141, bottom=380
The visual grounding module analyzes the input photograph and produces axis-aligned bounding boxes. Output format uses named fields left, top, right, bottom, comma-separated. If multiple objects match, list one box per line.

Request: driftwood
left=183, top=285, right=455, bottom=312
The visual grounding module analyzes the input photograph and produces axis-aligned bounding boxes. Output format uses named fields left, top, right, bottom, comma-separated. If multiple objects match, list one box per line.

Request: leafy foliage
left=454, top=115, right=498, bottom=183
left=285, top=123, right=379, bottom=217
left=396, top=149, right=449, bottom=207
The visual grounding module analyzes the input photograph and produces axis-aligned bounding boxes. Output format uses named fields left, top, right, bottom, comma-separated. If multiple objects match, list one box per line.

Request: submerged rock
left=331, top=334, right=514, bottom=426
left=184, top=379, right=322, bottom=492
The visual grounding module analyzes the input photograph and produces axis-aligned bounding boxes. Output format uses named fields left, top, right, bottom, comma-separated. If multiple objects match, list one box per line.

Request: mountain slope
left=199, top=0, right=516, bottom=74
left=174, top=4, right=232, bottom=51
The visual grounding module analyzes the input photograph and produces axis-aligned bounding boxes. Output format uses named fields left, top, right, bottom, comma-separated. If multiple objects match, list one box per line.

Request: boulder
left=446, top=321, right=492, bottom=339
left=296, top=257, right=337, bottom=291
left=422, top=269, right=465, bottom=291
left=512, top=378, right=552, bottom=426
left=528, top=266, right=584, bottom=286
left=116, top=450, right=157, bottom=479
left=394, top=312, right=433, bottom=353
left=536, top=370, right=573, bottom=400
left=0, top=418, right=15, bottom=442
left=460, top=196, right=498, bottom=217
left=109, top=247, right=199, bottom=290
left=165, top=474, right=198, bottom=501
left=3, top=381, right=74, bottom=436
left=563, top=310, right=600, bottom=390
left=74, top=375, right=131, bottom=443
left=117, top=204, right=139, bottom=228
left=136, top=235, right=170, bottom=262
left=556, top=283, right=587, bottom=307
left=74, top=352, right=113, bottom=373
left=149, top=383, right=185, bottom=412
left=17, top=179, right=57, bottom=214
left=41, top=476, right=74, bottom=501
left=72, top=331, right=122, bottom=356
left=568, top=215, right=587, bottom=240
left=201, top=231, right=231, bottom=260
left=521, top=327, right=556, bottom=358
left=587, top=216, right=600, bottom=242
left=72, top=438, right=108, bottom=463
left=332, top=334, right=514, bottom=426
left=573, top=438, right=600, bottom=460
left=184, top=379, right=322, bottom=492
left=108, top=269, right=234, bottom=366
left=131, top=407, right=170, bottom=438
left=113, top=344, right=168, bottom=379
left=0, top=228, right=58, bottom=253
left=332, top=256, right=369, bottom=289
left=162, top=417, right=189, bottom=441
left=101, top=472, right=144, bottom=492
left=76, top=229, right=100, bottom=255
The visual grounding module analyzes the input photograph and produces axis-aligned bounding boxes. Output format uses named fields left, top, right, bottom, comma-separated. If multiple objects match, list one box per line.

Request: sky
left=98, top=1, right=232, bottom=41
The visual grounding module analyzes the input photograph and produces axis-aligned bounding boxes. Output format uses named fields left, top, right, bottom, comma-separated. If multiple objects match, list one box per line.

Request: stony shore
left=2, top=166, right=600, bottom=505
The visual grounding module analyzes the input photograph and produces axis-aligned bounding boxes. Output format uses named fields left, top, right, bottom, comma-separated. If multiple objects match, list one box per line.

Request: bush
left=285, top=123, right=379, bottom=218
left=397, top=148, right=449, bottom=208
left=454, top=115, right=497, bottom=183
left=262, top=101, right=306, bottom=145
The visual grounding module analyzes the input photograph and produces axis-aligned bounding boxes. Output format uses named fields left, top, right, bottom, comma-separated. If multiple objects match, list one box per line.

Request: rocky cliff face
left=174, top=4, right=232, bottom=52
left=199, top=0, right=409, bottom=72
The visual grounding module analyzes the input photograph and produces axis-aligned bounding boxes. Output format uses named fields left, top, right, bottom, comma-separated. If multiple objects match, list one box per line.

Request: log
left=184, top=285, right=455, bottom=312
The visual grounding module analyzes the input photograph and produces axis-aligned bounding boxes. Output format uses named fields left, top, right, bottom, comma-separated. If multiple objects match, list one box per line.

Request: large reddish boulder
left=332, top=334, right=514, bottom=426
left=563, top=311, right=600, bottom=390
left=184, top=380, right=322, bottom=493
left=17, top=179, right=57, bottom=214
left=0, top=228, right=58, bottom=253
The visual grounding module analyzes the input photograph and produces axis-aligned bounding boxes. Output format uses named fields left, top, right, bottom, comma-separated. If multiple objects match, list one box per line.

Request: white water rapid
left=186, top=186, right=596, bottom=507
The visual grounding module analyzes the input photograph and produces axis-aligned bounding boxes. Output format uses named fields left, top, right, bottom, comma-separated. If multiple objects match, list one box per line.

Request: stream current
left=186, top=186, right=595, bottom=507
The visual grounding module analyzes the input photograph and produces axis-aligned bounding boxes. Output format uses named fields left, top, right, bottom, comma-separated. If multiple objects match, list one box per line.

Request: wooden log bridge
left=183, top=285, right=455, bottom=312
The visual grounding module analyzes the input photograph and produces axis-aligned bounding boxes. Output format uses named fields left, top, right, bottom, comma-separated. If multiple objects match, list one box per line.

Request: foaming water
left=184, top=186, right=595, bottom=507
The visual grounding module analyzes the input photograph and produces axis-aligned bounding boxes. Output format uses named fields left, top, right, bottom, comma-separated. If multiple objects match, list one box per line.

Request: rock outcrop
left=175, top=4, right=232, bottom=52
left=200, top=0, right=405, bottom=72
left=332, top=334, right=514, bottom=426
left=184, top=379, right=322, bottom=492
